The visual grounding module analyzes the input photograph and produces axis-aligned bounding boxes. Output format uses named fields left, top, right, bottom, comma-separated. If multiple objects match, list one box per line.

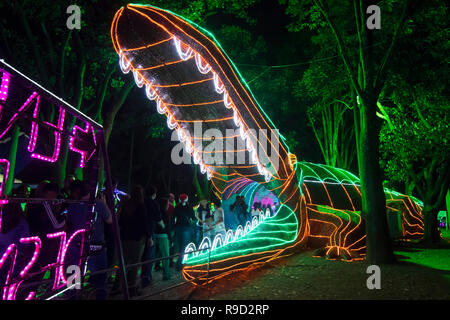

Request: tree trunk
left=422, top=205, right=440, bottom=243
left=98, top=81, right=134, bottom=187
left=359, top=95, right=395, bottom=264
left=103, top=81, right=135, bottom=147
left=74, top=167, right=83, bottom=181
left=352, top=90, right=362, bottom=176
left=97, top=157, right=105, bottom=189
left=55, top=118, right=77, bottom=187
left=55, top=135, right=71, bottom=187
left=446, top=190, right=450, bottom=231
left=5, top=126, right=20, bottom=195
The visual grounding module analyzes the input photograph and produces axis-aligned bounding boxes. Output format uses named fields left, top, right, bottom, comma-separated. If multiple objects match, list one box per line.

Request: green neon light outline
left=297, top=162, right=360, bottom=185
left=296, top=161, right=424, bottom=208
left=184, top=203, right=298, bottom=265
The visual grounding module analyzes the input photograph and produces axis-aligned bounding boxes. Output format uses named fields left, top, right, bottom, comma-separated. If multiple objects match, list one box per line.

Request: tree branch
left=313, top=0, right=363, bottom=98
left=94, top=64, right=116, bottom=122
left=104, top=80, right=135, bottom=146
left=374, top=0, right=412, bottom=93
left=40, top=21, right=57, bottom=76
left=14, top=3, right=48, bottom=86
left=59, top=30, right=73, bottom=96
left=354, top=0, right=366, bottom=90
left=73, top=31, right=86, bottom=110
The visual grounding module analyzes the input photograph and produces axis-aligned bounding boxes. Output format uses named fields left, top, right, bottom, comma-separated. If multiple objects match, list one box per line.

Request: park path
left=109, top=232, right=450, bottom=300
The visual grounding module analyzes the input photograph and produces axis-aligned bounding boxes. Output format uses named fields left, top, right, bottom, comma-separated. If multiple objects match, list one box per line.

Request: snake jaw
left=111, top=4, right=307, bottom=284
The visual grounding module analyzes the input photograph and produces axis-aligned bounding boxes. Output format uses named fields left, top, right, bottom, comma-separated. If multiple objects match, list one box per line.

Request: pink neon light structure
left=0, top=72, right=10, bottom=102
left=1, top=237, right=43, bottom=300
left=28, top=107, right=66, bottom=163
left=0, top=92, right=38, bottom=140
left=19, top=237, right=41, bottom=278
left=0, top=158, right=9, bottom=197
left=0, top=159, right=10, bottom=231
left=26, top=95, right=41, bottom=153
left=0, top=229, right=88, bottom=299
left=0, top=244, right=17, bottom=300
left=0, top=61, right=108, bottom=300
left=57, top=229, right=86, bottom=285
left=46, top=231, right=67, bottom=290
left=69, top=123, right=97, bottom=168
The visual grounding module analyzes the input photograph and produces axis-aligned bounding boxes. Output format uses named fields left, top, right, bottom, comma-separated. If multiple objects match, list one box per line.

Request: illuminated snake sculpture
left=111, top=4, right=424, bottom=284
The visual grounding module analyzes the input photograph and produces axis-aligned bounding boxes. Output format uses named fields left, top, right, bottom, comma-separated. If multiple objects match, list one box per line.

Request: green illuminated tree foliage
left=380, top=105, right=449, bottom=243
left=281, top=0, right=423, bottom=263
left=379, top=0, right=449, bottom=243
left=296, top=46, right=356, bottom=171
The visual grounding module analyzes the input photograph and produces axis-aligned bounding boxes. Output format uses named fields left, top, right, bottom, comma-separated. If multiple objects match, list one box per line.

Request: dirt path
left=180, top=242, right=450, bottom=300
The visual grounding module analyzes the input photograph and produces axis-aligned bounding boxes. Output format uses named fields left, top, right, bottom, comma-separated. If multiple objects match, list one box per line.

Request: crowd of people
left=108, top=187, right=277, bottom=298
left=0, top=176, right=278, bottom=299
left=0, top=175, right=111, bottom=299
left=111, top=185, right=230, bottom=297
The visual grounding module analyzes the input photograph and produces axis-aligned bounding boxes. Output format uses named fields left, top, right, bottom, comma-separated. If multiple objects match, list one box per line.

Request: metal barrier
left=0, top=242, right=212, bottom=300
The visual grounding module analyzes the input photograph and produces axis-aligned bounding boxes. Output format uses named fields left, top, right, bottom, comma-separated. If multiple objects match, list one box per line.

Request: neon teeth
left=118, top=28, right=272, bottom=185
left=167, top=115, right=177, bottom=129
left=115, top=10, right=277, bottom=215
left=264, top=170, right=272, bottom=182
left=182, top=243, right=197, bottom=263
left=145, top=84, right=157, bottom=100
left=247, top=139, right=254, bottom=153
left=177, top=128, right=186, bottom=142
left=252, top=216, right=259, bottom=228
left=193, top=151, right=201, bottom=164
left=185, top=141, right=193, bottom=154
left=239, top=126, right=247, bottom=141
left=119, top=52, right=131, bottom=74
left=195, top=53, right=212, bottom=74
left=213, top=72, right=225, bottom=93
left=259, top=213, right=265, bottom=223
left=156, top=99, right=166, bottom=114
left=234, top=225, right=244, bottom=239
left=225, top=230, right=234, bottom=244
left=233, top=110, right=241, bottom=127
left=223, top=92, right=233, bottom=109
left=212, top=234, right=223, bottom=250
left=244, top=222, right=251, bottom=234
left=257, top=162, right=264, bottom=174
left=133, top=70, right=145, bottom=88
left=181, top=200, right=277, bottom=263
left=199, top=237, right=211, bottom=251
left=252, top=150, right=258, bottom=164
left=173, top=37, right=193, bottom=61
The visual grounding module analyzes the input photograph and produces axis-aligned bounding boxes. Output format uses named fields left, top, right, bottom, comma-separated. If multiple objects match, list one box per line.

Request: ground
left=135, top=230, right=450, bottom=300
